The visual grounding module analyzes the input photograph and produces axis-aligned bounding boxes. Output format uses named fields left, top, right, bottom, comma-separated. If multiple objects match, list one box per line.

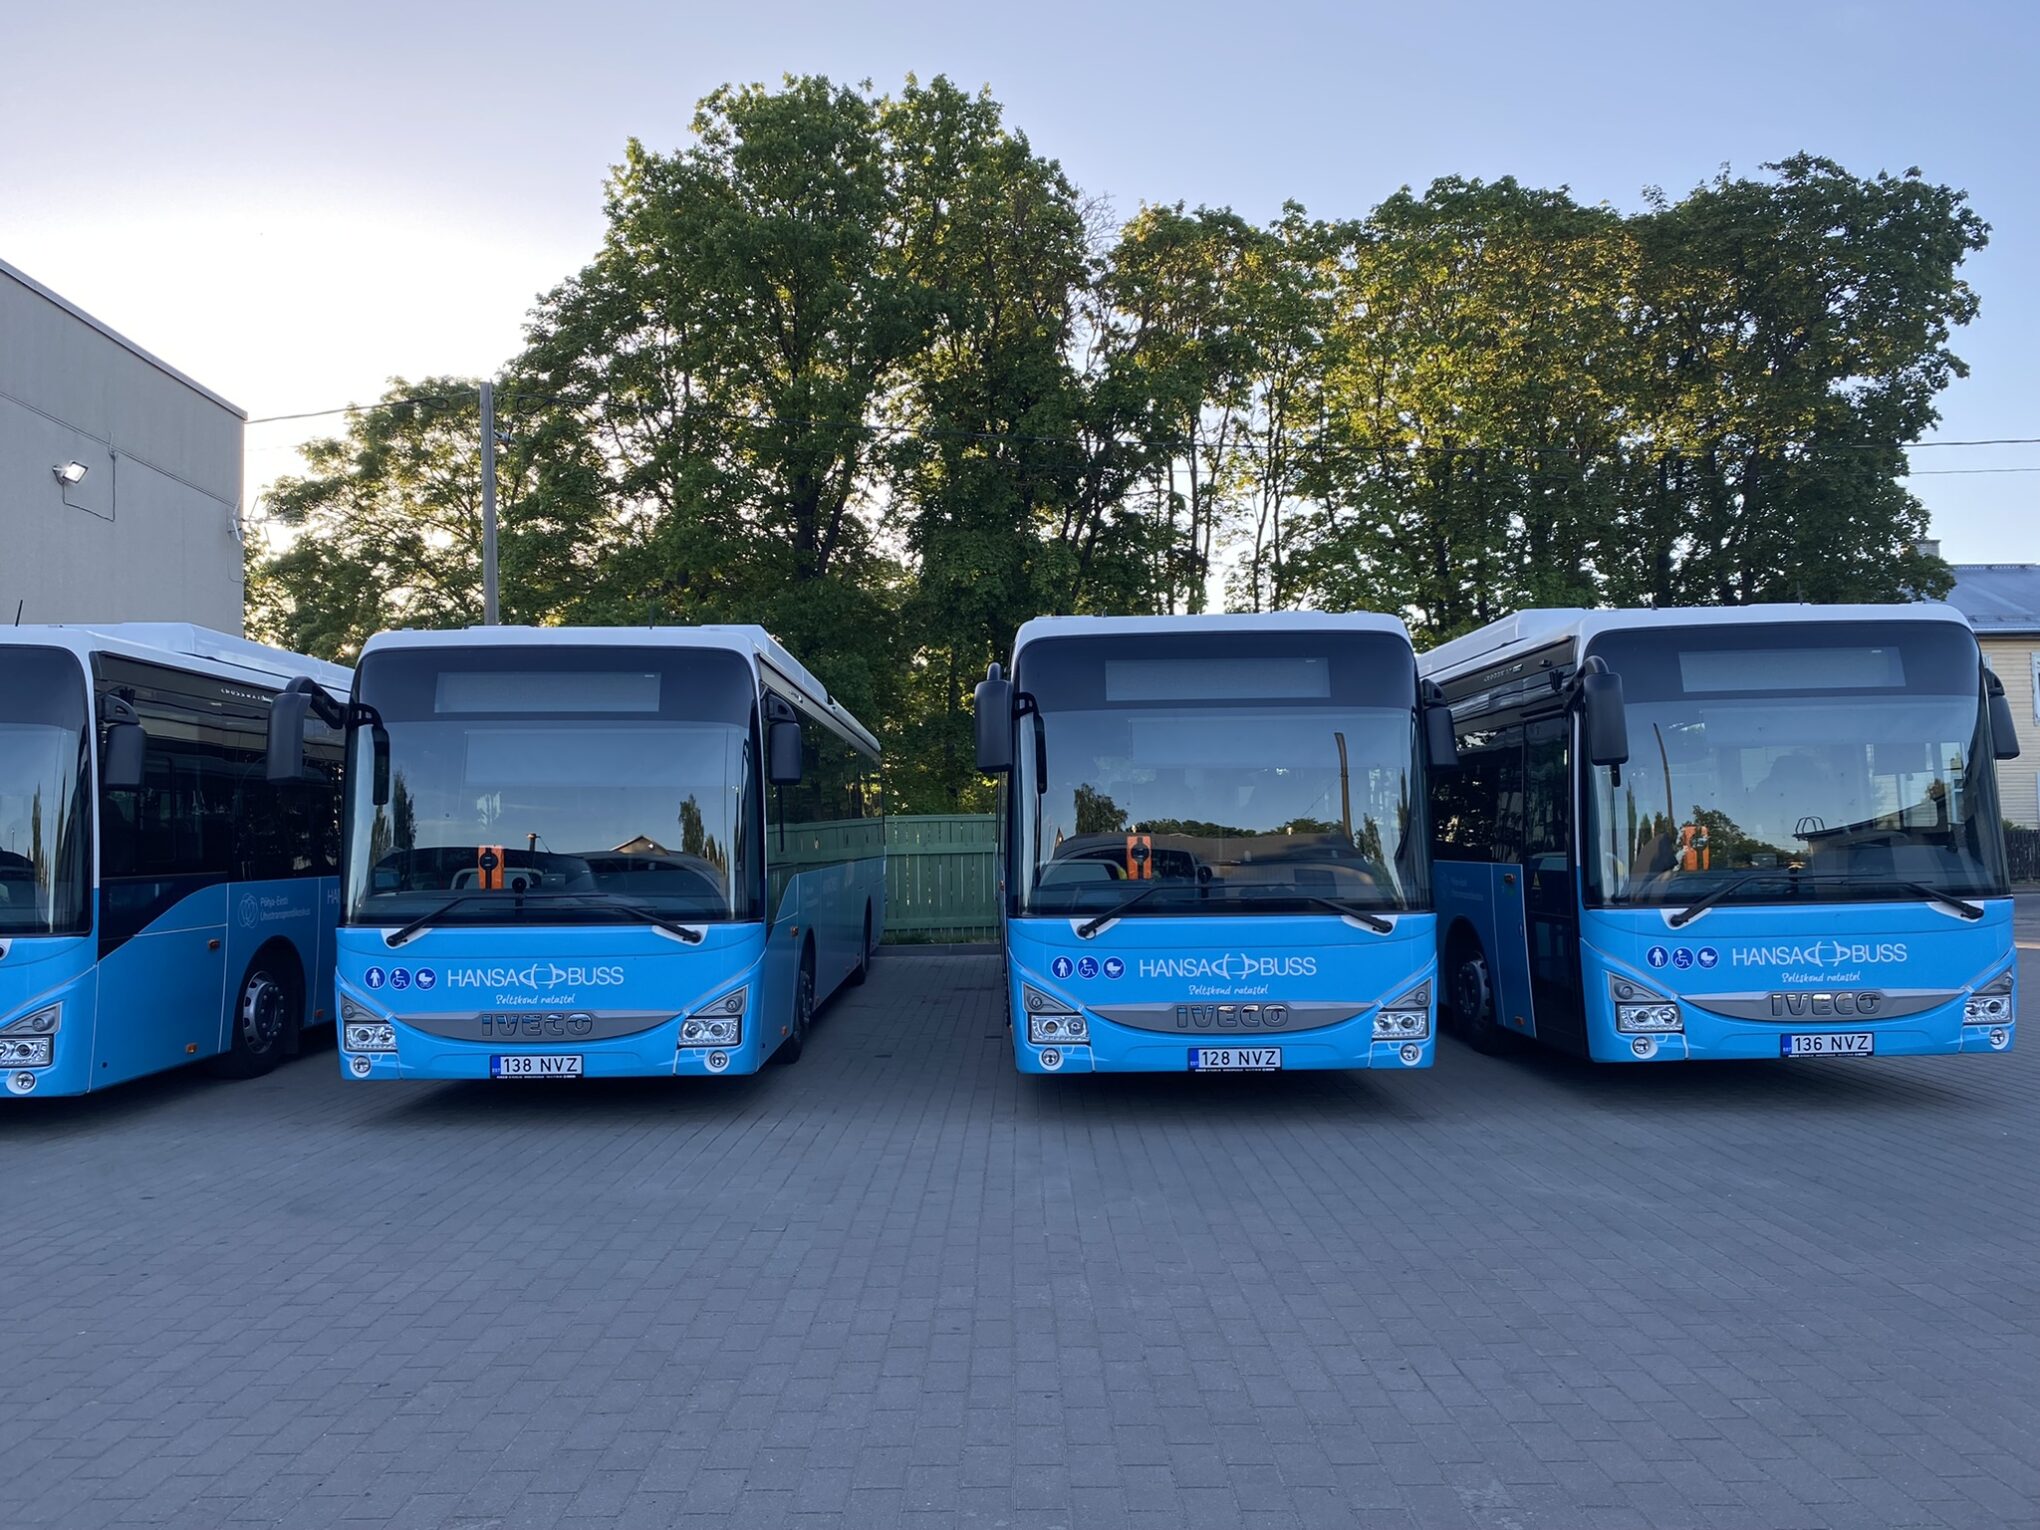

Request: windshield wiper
left=1895, top=880, right=1986, bottom=921
left=558, top=892, right=707, bottom=943
left=382, top=890, right=707, bottom=947
left=1666, top=870, right=1985, bottom=928
left=385, top=892, right=494, bottom=948
left=1296, top=894, right=1395, bottom=933
left=1228, top=887, right=1396, bottom=932
left=1074, top=880, right=1184, bottom=938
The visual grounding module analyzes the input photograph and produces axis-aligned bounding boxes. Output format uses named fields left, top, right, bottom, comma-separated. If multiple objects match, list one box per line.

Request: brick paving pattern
left=4, top=929, right=2039, bottom=1529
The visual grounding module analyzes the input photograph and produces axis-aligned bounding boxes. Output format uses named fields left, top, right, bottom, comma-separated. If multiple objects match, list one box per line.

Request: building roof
left=1420, top=602, right=1972, bottom=681
left=0, top=256, right=246, bottom=419
left=1945, top=564, right=2040, bottom=637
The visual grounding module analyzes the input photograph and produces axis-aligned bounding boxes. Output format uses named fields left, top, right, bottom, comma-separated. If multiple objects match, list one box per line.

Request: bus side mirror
left=101, top=697, right=146, bottom=790
left=1986, top=670, right=2021, bottom=760
left=767, top=719, right=804, bottom=786
left=1420, top=683, right=1459, bottom=771
left=1579, top=659, right=1630, bottom=767
left=267, top=688, right=311, bottom=782
left=974, top=665, right=1014, bottom=774
left=370, top=724, right=392, bottom=806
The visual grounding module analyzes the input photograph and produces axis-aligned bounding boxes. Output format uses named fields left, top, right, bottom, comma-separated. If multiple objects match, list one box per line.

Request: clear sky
left=4, top=0, right=2035, bottom=562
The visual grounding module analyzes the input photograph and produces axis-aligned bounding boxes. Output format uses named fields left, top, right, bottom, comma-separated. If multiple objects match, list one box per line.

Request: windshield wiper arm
left=1667, top=870, right=1986, bottom=928
left=1297, top=895, right=1395, bottom=933
left=382, top=890, right=707, bottom=947
left=1666, top=871, right=1813, bottom=928
left=562, top=892, right=707, bottom=943
left=1075, top=880, right=1181, bottom=938
left=1896, top=880, right=1985, bottom=921
left=386, top=892, right=493, bottom=948
left=1228, top=886, right=1396, bottom=932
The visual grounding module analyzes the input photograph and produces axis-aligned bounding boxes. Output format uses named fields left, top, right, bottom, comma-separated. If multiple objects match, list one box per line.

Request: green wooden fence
left=884, top=814, right=998, bottom=942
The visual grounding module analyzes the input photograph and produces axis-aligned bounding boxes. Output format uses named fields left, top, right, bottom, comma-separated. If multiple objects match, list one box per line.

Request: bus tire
left=773, top=946, right=816, bottom=1065
left=847, top=906, right=873, bottom=987
left=208, top=946, right=302, bottom=1079
left=1447, top=931, right=1508, bottom=1054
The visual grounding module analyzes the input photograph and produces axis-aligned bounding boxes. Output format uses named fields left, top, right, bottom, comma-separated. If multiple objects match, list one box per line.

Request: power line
left=243, top=387, right=2040, bottom=466
left=1906, top=465, right=2040, bottom=476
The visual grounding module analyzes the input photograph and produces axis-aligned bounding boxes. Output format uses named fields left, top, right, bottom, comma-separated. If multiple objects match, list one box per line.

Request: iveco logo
left=1768, top=991, right=1884, bottom=1018
left=479, top=1013, right=597, bottom=1038
left=1174, top=1003, right=1290, bottom=1030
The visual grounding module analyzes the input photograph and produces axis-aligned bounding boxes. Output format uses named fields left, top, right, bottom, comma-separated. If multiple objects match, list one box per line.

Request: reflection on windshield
left=347, top=722, right=755, bottom=923
left=1017, top=706, right=1424, bottom=915
left=1590, top=694, right=2006, bottom=904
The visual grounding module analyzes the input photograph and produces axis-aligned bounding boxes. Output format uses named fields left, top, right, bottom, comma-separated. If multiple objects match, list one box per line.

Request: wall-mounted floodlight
left=53, top=461, right=89, bottom=485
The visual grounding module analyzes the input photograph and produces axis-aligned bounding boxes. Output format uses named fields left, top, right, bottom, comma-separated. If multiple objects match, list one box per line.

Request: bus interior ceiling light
left=53, top=461, right=88, bottom=484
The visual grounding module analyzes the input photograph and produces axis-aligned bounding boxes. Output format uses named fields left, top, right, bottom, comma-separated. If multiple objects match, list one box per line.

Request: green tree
left=245, top=378, right=603, bottom=660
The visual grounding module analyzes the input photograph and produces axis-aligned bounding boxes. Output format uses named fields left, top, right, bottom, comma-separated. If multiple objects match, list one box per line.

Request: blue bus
left=1, top=624, right=348, bottom=1098
left=1420, top=604, right=2020, bottom=1063
left=972, top=614, right=1457, bottom=1075
left=268, top=626, right=884, bottom=1082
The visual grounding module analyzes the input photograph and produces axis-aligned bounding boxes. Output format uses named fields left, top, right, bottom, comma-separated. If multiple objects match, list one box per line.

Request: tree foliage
left=247, top=78, right=1988, bottom=808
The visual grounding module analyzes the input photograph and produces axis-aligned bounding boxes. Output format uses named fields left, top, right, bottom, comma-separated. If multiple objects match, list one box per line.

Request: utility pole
left=480, top=380, right=499, bottom=624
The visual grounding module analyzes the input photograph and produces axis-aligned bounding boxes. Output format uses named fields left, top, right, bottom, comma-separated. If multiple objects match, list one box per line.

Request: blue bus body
left=316, top=627, right=883, bottom=1083
left=2, top=626, right=348, bottom=1098
left=977, top=614, right=1450, bottom=1076
left=1422, top=605, right=2019, bottom=1064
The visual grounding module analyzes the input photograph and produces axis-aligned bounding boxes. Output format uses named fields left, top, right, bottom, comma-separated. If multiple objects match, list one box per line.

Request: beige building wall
left=0, top=259, right=245, bottom=632
left=1981, top=634, right=2040, bottom=828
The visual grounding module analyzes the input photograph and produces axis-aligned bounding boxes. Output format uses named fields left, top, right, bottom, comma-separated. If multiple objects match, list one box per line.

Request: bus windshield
left=1012, top=631, right=1427, bottom=918
left=346, top=646, right=761, bottom=926
left=1584, top=622, right=2008, bottom=908
left=0, top=647, right=92, bottom=937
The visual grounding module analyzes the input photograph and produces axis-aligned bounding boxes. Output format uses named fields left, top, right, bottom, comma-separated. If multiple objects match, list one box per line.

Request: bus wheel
left=1449, top=936, right=1507, bottom=1054
left=774, top=949, right=815, bottom=1065
left=209, top=953, right=300, bottom=1079
left=847, top=907, right=873, bottom=987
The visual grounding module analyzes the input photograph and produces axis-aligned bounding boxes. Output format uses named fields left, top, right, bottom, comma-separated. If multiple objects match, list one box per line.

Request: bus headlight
left=1610, top=975, right=1683, bottom=1033
left=1029, top=1013, right=1088, bottom=1044
left=1372, top=984, right=1431, bottom=1041
left=340, top=996, right=397, bottom=1053
left=0, top=1036, right=53, bottom=1066
left=1964, top=972, right=2014, bottom=1025
left=679, top=988, right=745, bottom=1047
left=1616, top=1002, right=1683, bottom=1033
left=1, top=1003, right=61, bottom=1036
left=1023, top=984, right=1085, bottom=1044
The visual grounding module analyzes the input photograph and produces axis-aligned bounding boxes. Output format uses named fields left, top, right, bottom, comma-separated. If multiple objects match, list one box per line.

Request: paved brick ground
left=4, top=930, right=2039, bottom=1530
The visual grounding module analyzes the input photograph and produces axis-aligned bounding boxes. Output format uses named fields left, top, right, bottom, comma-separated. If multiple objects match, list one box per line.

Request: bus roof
left=1419, top=602, right=1975, bottom=683
left=9, top=623, right=350, bottom=694
left=1012, top=611, right=1411, bottom=659
left=358, top=624, right=879, bottom=754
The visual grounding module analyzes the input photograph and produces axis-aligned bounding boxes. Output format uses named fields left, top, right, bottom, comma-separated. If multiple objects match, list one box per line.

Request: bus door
left=1522, top=717, right=1587, bottom=1052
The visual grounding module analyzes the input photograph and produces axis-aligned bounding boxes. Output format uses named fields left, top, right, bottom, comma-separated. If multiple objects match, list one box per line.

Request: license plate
left=1189, top=1047, right=1282, bottom=1072
left=1780, top=1032, right=1874, bottom=1058
left=490, top=1054, right=584, bottom=1078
